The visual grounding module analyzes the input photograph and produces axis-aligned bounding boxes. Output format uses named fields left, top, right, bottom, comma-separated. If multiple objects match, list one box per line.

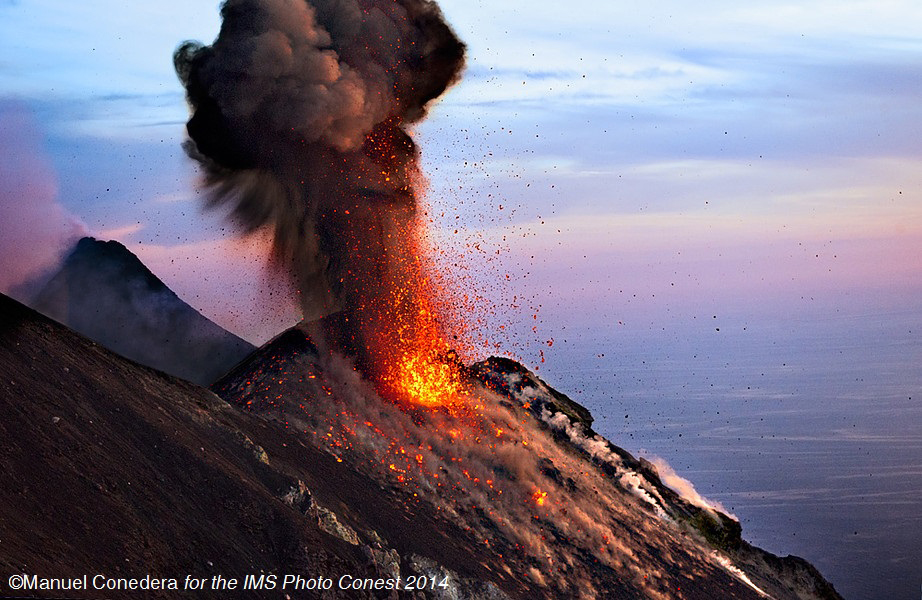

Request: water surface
left=539, top=308, right=921, bottom=599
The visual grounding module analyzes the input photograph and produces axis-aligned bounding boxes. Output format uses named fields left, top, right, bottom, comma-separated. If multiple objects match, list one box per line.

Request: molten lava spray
left=175, top=0, right=467, bottom=407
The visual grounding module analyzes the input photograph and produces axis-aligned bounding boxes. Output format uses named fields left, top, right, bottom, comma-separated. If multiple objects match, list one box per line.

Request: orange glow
left=532, top=489, right=548, bottom=506
left=336, top=121, right=494, bottom=418
left=375, top=269, right=468, bottom=412
left=364, top=167, right=474, bottom=414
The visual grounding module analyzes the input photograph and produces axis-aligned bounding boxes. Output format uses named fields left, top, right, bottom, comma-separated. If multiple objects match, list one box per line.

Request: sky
left=1, top=0, right=920, bottom=349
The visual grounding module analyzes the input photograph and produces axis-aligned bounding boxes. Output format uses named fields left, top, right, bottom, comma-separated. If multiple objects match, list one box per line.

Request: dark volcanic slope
left=0, top=293, right=534, bottom=599
left=30, top=237, right=254, bottom=386
left=0, top=294, right=841, bottom=599
left=0, top=294, right=369, bottom=598
left=213, top=326, right=843, bottom=600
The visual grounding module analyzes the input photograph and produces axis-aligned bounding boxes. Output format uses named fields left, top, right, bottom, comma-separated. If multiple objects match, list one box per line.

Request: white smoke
left=648, top=455, right=737, bottom=519
left=0, top=101, right=87, bottom=298
left=496, top=368, right=679, bottom=522
left=712, top=551, right=774, bottom=598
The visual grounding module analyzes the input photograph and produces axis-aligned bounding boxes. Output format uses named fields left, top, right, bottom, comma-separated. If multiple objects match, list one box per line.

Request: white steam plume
left=0, top=102, right=87, bottom=298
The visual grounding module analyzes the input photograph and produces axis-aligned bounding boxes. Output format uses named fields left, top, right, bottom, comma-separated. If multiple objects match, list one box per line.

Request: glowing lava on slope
left=212, top=330, right=789, bottom=600
left=372, top=244, right=473, bottom=415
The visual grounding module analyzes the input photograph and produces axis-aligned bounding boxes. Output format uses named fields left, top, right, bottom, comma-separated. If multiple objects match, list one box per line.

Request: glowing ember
left=380, top=292, right=467, bottom=411
left=389, top=342, right=463, bottom=407
left=350, top=177, right=478, bottom=415
left=533, top=489, right=548, bottom=506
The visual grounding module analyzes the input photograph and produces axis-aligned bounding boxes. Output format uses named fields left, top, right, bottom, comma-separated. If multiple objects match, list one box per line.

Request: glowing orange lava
left=351, top=123, right=486, bottom=416
left=376, top=253, right=471, bottom=414
left=533, top=489, right=548, bottom=506
left=389, top=336, right=463, bottom=408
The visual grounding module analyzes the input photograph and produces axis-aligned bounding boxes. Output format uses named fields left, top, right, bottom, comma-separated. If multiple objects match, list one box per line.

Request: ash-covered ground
left=0, top=290, right=843, bottom=599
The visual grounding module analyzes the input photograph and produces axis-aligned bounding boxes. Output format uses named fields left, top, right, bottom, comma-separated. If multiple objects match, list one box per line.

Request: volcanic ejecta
left=175, top=0, right=467, bottom=399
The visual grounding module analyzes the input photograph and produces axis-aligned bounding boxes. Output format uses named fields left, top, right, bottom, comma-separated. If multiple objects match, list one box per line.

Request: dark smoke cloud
left=174, top=0, right=465, bottom=347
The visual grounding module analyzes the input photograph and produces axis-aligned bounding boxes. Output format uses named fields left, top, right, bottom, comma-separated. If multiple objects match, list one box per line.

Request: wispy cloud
left=96, top=223, right=144, bottom=240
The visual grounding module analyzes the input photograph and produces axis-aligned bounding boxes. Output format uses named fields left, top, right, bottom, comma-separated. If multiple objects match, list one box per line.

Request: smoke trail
left=174, top=0, right=465, bottom=377
left=648, top=456, right=736, bottom=518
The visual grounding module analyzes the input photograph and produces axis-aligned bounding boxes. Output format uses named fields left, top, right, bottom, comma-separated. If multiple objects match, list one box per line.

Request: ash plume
left=174, top=0, right=465, bottom=371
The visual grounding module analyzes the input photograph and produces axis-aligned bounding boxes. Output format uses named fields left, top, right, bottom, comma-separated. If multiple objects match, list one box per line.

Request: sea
left=533, top=305, right=921, bottom=600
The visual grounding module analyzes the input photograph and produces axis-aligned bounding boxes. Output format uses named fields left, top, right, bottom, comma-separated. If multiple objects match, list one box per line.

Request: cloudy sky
left=1, top=0, right=920, bottom=349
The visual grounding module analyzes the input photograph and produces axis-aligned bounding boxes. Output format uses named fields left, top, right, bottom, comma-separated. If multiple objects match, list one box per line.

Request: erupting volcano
left=160, top=1, right=848, bottom=598
left=175, top=0, right=471, bottom=411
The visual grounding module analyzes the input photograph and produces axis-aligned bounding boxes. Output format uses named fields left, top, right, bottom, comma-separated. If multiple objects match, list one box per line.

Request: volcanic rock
left=471, top=357, right=842, bottom=600
left=30, top=236, right=254, bottom=385
left=469, top=356, right=594, bottom=429
left=213, top=324, right=843, bottom=600
left=0, top=300, right=842, bottom=599
left=0, top=293, right=505, bottom=599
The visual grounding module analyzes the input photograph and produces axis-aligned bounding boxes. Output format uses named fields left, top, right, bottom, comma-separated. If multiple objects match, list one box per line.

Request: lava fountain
left=175, top=0, right=470, bottom=410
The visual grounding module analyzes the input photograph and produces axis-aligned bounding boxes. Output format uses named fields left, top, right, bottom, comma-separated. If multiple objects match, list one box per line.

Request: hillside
left=0, top=293, right=841, bottom=598
left=30, top=237, right=254, bottom=386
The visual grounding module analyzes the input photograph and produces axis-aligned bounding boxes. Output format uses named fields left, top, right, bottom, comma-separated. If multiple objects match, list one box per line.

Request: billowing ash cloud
left=174, top=0, right=465, bottom=363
